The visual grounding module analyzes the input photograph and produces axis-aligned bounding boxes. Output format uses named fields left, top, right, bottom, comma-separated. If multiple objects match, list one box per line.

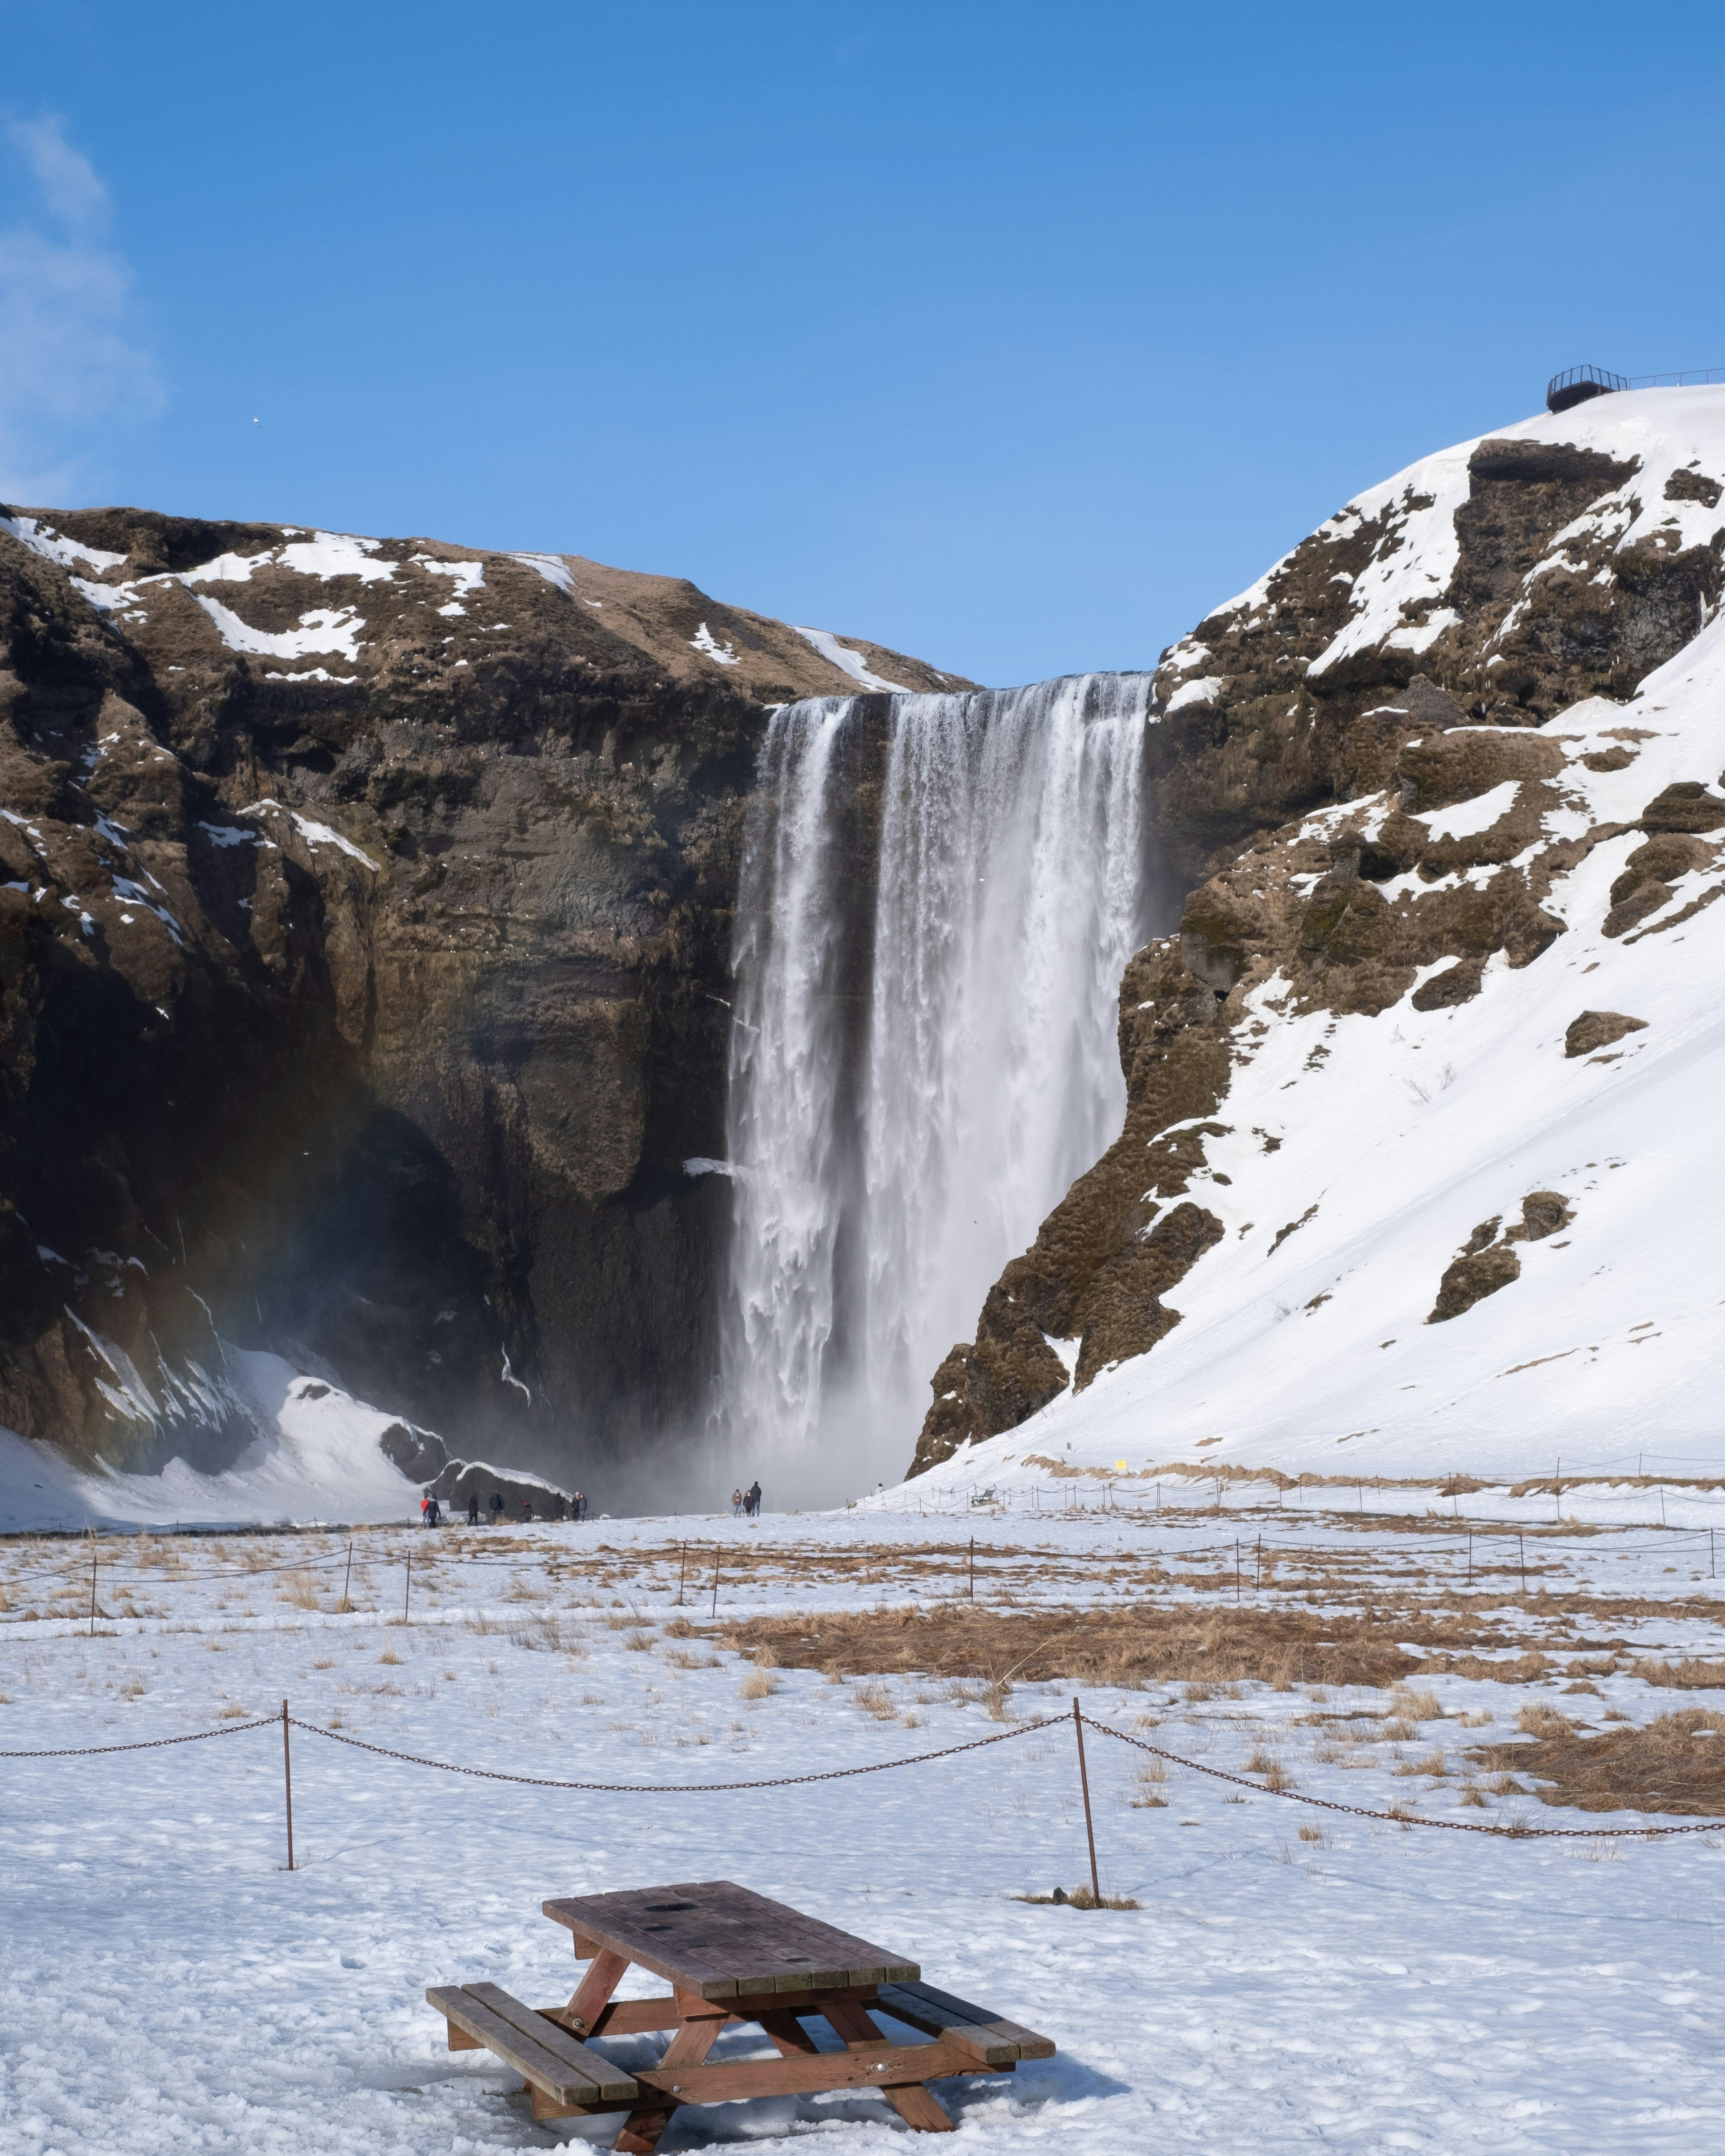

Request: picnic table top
left=543, top=1879, right=921, bottom=1999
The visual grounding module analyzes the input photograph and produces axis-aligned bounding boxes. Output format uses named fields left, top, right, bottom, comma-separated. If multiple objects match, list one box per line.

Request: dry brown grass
left=714, top=1603, right=1459, bottom=1693
left=1016, top=1885, right=1142, bottom=1910
left=377, top=1648, right=403, bottom=1666
left=1516, top=1703, right=1575, bottom=1738
left=739, top=1668, right=779, bottom=1700
left=1470, top=1708, right=1725, bottom=1816
left=1633, top=1657, right=1725, bottom=1689
left=278, top=1571, right=321, bottom=1611
left=1130, top=1758, right=1169, bottom=1808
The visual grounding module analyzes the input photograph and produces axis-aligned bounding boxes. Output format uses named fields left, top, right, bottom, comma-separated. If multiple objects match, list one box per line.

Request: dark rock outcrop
left=1564, top=1011, right=1648, bottom=1058
left=1427, top=1246, right=1522, bottom=1324
left=0, top=505, right=965, bottom=1481
left=423, top=1459, right=577, bottom=1518
left=1140, top=432, right=1724, bottom=891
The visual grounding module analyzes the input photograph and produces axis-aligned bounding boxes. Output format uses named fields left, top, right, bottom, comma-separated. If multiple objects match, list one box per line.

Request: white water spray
left=716, top=673, right=1153, bottom=1499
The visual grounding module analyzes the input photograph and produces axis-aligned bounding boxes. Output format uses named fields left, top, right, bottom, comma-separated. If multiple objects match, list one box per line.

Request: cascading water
left=715, top=672, right=1154, bottom=1498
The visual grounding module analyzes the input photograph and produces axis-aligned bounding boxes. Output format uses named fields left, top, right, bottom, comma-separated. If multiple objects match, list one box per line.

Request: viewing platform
left=1548, top=361, right=1725, bottom=413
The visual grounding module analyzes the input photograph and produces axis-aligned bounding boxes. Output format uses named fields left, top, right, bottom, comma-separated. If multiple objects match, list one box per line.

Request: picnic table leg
left=564, top=1948, right=630, bottom=2035
left=757, top=2008, right=822, bottom=2057
left=612, top=2015, right=721, bottom=2154
left=823, top=1999, right=955, bottom=2134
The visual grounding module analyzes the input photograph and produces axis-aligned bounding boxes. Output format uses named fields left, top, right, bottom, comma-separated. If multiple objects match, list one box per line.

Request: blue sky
left=2, top=2, right=1722, bottom=687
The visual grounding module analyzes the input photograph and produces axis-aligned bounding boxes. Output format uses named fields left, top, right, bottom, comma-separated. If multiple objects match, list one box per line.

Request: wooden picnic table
left=429, top=1877, right=1054, bottom=2150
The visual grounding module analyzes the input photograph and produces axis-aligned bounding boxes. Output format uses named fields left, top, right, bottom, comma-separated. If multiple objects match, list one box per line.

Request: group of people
left=730, top=1480, right=763, bottom=1517
left=420, top=1488, right=589, bottom=1526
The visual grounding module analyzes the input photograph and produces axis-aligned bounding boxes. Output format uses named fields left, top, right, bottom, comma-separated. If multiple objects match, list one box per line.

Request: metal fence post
left=1072, top=1701, right=1101, bottom=1905
left=282, top=1700, right=295, bottom=1871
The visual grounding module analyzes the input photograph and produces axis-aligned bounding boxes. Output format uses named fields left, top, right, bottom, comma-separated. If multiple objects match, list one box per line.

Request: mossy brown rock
left=1565, top=1011, right=1649, bottom=1058
left=1427, top=1247, right=1522, bottom=1323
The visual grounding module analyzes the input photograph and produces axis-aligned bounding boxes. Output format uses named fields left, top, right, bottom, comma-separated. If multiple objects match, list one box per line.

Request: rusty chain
left=0, top=1714, right=280, bottom=1758
left=8, top=1703, right=1723, bottom=1841
left=1086, top=1714, right=1725, bottom=1838
left=284, top=1712, right=1060, bottom=1790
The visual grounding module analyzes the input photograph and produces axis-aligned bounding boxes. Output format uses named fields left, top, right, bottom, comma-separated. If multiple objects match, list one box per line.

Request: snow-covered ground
left=5, top=1509, right=1725, bottom=2152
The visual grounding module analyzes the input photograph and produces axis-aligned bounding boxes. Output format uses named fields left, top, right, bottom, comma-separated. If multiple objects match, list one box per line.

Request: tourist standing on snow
left=426, top=1495, right=441, bottom=1527
left=746, top=1479, right=762, bottom=1517
left=488, top=1491, right=505, bottom=1524
left=731, top=1487, right=743, bottom=1517
left=467, top=1491, right=480, bottom=1525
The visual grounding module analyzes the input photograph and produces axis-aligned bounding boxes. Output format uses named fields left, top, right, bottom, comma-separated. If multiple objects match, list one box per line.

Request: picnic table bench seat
left=432, top=1879, right=1055, bottom=2148
left=873, top=1979, right=1056, bottom=2066
left=429, top=1981, right=641, bottom=2110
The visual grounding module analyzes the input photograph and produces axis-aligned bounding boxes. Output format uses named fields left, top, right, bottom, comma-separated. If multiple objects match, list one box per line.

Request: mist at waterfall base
left=688, top=675, right=1158, bottom=1510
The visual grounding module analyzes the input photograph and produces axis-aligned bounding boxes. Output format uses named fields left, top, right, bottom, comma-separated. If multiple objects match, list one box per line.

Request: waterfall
left=717, top=673, right=1153, bottom=1496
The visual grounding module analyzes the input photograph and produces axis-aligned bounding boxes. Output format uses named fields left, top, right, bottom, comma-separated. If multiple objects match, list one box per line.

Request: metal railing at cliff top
left=1547, top=361, right=1725, bottom=413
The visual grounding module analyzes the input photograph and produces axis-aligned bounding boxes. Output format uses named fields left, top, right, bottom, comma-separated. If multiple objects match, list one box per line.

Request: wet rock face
left=0, top=506, right=960, bottom=1477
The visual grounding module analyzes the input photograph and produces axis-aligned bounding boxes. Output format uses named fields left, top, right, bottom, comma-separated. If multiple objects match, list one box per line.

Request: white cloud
left=0, top=116, right=159, bottom=504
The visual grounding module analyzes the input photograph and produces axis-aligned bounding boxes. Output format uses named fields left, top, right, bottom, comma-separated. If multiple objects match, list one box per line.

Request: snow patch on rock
left=792, top=626, right=911, bottom=692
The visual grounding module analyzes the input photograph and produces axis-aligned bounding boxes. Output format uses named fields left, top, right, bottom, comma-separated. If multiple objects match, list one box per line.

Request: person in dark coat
left=488, top=1492, right=505, bottom=1523
left=746, top=1479, right=762, bottom=1517
left=467, top=1491, right=480, bottom=1525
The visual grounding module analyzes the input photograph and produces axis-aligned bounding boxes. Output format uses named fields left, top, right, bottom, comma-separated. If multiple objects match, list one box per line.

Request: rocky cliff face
left=0, top=503, right=963, bottom=1481
left=914, top=390, right=1725, bottom=1475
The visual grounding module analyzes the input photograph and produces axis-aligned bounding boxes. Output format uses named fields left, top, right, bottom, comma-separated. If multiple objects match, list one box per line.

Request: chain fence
left=6, top=1703, right=1723, bottom=1843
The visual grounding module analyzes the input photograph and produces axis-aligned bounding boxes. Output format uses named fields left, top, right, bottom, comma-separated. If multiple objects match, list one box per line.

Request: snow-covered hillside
left=0, top=1351, right=424, bottom=1530
left=915, top=390, right=1725, bottom=1500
